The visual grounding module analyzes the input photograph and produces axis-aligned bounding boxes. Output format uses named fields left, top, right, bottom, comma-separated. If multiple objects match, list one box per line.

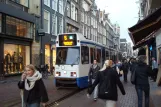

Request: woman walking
left=87, top=60, right=125, bottom=107
left=18, top=64, right=49, bottom=107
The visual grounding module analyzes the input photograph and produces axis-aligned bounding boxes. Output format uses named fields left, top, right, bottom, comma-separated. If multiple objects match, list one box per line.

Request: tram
left=54, top=33, right=110, bottom=88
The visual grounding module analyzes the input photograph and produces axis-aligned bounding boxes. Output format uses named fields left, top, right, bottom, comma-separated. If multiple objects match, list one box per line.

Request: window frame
left=52, top=0, right=58, bottom=11
left=52, top=14, right=57, bottom=35
left=44, top=10, right=50, bottom=33
left=81, top=46, right=89, bottom=64
left=59, top=17, right=63, bottom=33
left=44, top=0, right=50, bottom=7
left=59, top=0, right=63, bottom=14
left=67, top=2, right=71, bottom=17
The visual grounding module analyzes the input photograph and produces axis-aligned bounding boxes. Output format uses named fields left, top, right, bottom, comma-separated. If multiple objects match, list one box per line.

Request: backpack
left=98, top=71, right=112, bottom=99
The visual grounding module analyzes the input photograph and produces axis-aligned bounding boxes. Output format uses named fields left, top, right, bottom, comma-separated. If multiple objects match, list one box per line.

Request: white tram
left=54, top=33, right=110, bottom=88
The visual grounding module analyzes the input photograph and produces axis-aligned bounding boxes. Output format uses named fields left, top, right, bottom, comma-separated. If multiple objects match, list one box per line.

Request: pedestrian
left=87, top=60, right=125, bottom=107
left=152, top=57, right=158, bottom=82
left=18, top=64, right=49, bottom=107
left=134, top=48, right=152, bottom=107
left=88, top=59, right=100, bottom=101
left=121, top=59, right=129, bottom=82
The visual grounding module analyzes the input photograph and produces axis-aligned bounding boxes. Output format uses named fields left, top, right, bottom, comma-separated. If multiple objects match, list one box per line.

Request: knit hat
left=138, top=48, right=146, bottom=56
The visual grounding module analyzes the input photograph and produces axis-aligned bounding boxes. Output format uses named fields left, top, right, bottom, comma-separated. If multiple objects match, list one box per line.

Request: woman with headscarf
left=87, top=60, right=125, bottom=107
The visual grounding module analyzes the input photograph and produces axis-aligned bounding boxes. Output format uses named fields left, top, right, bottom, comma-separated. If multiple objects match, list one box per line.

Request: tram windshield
left=56, top=47, right=80, bottom=65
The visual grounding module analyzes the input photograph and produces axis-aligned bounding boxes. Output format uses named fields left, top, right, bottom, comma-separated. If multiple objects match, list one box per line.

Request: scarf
left=93, top=64, right=97, bottom=69
left=25, top=71, right=42, bottom=91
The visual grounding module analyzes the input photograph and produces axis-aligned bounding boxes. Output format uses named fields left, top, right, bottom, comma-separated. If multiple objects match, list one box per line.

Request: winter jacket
left=88, top=67, right=125, bottom=101
left=18, top=79, right=49, bottom=104
left=121, top=62, right=129, bottom=72
left=135, top=61, right=152, bottom=86
left=88, top=65, right=100, bottom=80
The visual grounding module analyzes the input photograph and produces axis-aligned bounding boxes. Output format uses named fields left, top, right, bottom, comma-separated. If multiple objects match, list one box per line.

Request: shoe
left=94, top=98, right=97, bottom=101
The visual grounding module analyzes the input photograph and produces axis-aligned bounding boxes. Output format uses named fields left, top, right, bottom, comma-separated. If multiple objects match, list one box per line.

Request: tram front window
left=56, top=47, right=80, bottom=65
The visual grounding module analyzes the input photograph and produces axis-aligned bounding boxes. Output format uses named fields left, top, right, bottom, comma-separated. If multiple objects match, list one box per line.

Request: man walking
left=121, top=60, right=129, bottom=82
left=152, top=57, right=158, bottom=82
left=88, top=59, right=100, bottom=101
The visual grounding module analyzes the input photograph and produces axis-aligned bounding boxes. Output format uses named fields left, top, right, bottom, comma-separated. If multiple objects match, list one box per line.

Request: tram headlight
left=56, top=72, right=61, bottom=76
left=71, top=72, right=77, bottom=77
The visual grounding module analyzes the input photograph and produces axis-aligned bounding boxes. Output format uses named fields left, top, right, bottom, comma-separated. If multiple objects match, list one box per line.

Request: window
left=75, top=8, right=78, bottom=21
left=85, top=14, right=87, bottom=24
left=74, top=0, right=78, bottom=2
left=97, top=49, right=101, bottom=63
left=67, top=2, right=70, bottom=17
left=82, top=25, right=84, bottom=35
left=44, top=10, right=50, bottom=33
left=44, top=0, right=50, bottom=7
left=88, top=15, right=90, bottom=26
left=52, top=0, right=58, bottom=11
left=56, top=47, right=80, bottom=65
left=81, top=46, right=89, bottom=64
left=71, top=3, right=75, bottom=20
left=6, top=16, right=33, bottom=38
left=52, top=15, right=57, bottom=35
left=0, top=14, right=1, bottom=33
left=84, top=26, right=86, bottom=36
left=90, top=48, right=96, bottom=63
left=59, top=0, right=63, bottom=14
left=59, top=17, right=63, bottom=33
left=81, top=12, right=84, bottom=22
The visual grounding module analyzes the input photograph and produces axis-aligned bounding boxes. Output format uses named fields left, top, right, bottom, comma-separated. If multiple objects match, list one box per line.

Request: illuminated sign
left=59, top=34, right=77, bottom=46
left=63, top=41, right=73, bottom=46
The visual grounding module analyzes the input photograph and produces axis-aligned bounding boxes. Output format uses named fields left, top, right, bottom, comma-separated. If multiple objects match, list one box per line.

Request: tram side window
left=90, top=48, right=96, bottom=63
left=97, top=49, right=101, bottom=63
left=81, top=46, right=89, bottom=64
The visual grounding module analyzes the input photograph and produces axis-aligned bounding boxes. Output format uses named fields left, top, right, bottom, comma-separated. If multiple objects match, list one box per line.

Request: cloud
left=96, top=0, right=139, bottom=45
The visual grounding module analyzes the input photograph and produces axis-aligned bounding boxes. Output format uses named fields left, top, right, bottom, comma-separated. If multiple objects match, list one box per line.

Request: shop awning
left=128, top=6, right=161, bottom=45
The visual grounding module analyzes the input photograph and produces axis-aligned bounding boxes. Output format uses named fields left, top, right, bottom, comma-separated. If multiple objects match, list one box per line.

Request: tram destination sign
left=59, top=34, right=77, bottom=46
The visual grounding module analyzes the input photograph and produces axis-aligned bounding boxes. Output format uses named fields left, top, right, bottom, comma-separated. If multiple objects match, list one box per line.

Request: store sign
left=59, top=34, right=77, bottom=46
left=38, top=29, right=45, bottom=36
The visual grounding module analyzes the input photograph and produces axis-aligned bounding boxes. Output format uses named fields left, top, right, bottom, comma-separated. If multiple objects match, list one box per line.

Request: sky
left=96, top=0, right=139, bottom=46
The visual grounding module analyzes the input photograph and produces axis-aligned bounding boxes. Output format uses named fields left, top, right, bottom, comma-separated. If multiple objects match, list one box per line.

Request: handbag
left=131, top=67, right=137, bottom=85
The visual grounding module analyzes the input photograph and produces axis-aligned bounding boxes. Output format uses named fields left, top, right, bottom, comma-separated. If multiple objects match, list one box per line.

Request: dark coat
left=88, top=67, right=125, bottom=101
left=121, top=62, right=129, bottom=72
left=88, top=65, right=100, bottom=80
left=18, top=79, right=49, bottom=104
left=135, top=61, right=152, bottom=86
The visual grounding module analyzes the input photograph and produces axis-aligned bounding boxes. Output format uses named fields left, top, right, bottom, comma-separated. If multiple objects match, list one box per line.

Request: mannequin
left=4, top=53, right=12, bottom=74
left=12, top=52, right=18, bottom=72
left=18, top=53, right=23, bottom=72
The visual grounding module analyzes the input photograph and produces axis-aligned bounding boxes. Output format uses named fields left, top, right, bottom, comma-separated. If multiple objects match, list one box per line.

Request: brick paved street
left=0, top=76, right=75, bottom=107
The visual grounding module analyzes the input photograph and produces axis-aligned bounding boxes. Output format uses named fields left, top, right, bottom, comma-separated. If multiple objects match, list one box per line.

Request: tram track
left=6, top=88, right=85, bottom=107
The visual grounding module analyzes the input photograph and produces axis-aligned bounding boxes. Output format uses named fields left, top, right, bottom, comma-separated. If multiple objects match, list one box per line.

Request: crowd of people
left=16, top=48, right=158, bottom=107
left=87, top=48, right=158, bottom=107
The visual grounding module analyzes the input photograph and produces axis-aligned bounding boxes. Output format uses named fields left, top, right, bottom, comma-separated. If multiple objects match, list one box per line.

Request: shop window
left=4, top=44, right=30, bottom=75
left=45, top=45, right=50, bottom=72
left=6, top=16, right=33, bottom=38
left=97, top=49, right=101, bottom=63
left=44, top=10, right=50, bottom=33
left=0, top=14, right=1, bottom=33
left=81, top=46, right=89, bottom=64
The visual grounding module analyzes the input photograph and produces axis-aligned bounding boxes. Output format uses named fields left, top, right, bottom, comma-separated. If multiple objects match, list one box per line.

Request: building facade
left=0, top=0, right=36, bottom=76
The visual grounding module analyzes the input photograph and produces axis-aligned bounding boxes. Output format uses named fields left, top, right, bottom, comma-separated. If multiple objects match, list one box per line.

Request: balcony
left=0, top=0, right=28, bottom=12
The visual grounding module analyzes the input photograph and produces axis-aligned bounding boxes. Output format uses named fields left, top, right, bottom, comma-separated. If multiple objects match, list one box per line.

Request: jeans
left=92, top=79, right=98, bottom=99
left=135, top=85, right=150, bottom=107
left=152, top=68, right=158, bottom=81
left=105, top=100, right=116, bottom=107
left=26, top=102, right=40, bottom=107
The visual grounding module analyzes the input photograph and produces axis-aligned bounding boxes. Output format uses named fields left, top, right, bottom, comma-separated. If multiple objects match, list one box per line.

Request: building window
left=75, top=8, right=78, bottom=21
left=67, top=2, right=70, bottom=17
left=52, top=15, right=57, bottom=35
left=71, top=3, right=75, bottom=20
left=87, top=15, right=90, bottom=26
left=52, top=0, right=58, bottom=11
left=0, top=14, right=1, bottom=33
left=81, top=46, right=89, bottom=64
left=81, top=12, right=84, bottom=22
left=44, top=0, right=50, bottom=7
left=85, top=14, right=87, bottom=24
left=74, top=0, right=78, bottom=2
left=44, top=10, right=50, bottom=33
left=59, top=0, right=63, bottom=14
left=82, top=25, right=84, bottom=35
left=59, top=17, right=63, bottom=33
left=6, top=16, right=33, bottom=38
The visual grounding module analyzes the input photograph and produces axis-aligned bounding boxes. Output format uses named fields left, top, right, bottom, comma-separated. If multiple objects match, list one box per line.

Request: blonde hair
left=25, top=64, right=36, bottom=72
left=100, top=60, right=113, bottom=71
